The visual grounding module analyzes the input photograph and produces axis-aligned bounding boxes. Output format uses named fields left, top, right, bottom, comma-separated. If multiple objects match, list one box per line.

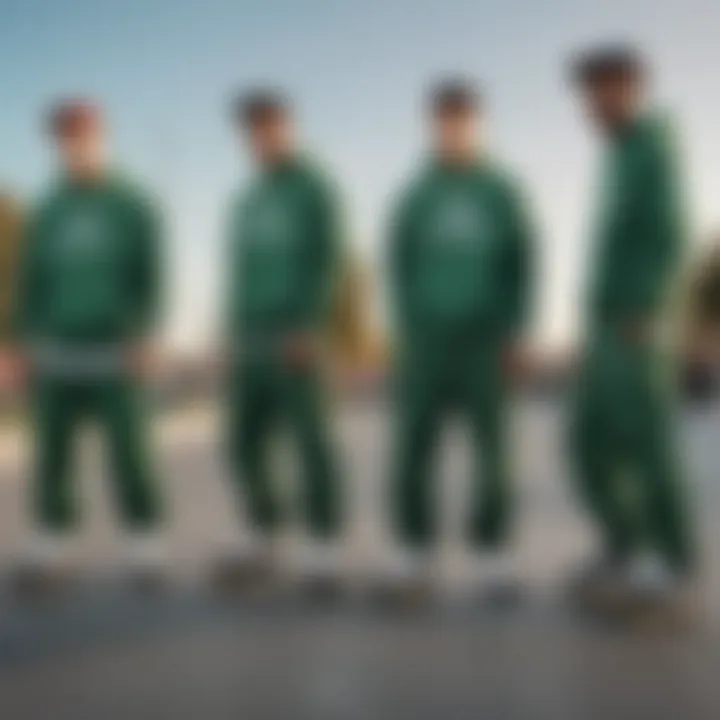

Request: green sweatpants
left=392, top=336, right=512, bottom=549
left=227, top=355, right=340, bottom=538
left=570, top=326, right=693, bottom=570
left=31, top=373, right=161, bottom=531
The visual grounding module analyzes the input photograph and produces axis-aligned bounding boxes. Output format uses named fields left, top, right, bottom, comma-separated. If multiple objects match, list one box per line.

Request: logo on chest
left=57, top=209, right=109, bottom=254
left=247, top=200, right=296, bottom=246
left=429, top=196, right=491, bottom=246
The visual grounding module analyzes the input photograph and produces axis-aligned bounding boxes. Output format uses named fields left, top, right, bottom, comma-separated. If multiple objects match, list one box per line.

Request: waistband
left=30, top=342, right=127, bottom=378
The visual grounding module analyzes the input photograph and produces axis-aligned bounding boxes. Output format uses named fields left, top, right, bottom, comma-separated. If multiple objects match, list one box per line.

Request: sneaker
left=10, top=531, right=80, bottom=598
left=210, top=534, right=283, bottom=594
left=123, top=531, right=169, bottom=592
left=470, top=550, right=523, bottom=608
left=372, top=547, right=437, bottom=610
left=567, top=552, right=629, bottom=611
left=292, top=538, right=347, bottom=600
left=621, top=554, right=695, bottom=613
left=591, top=554, right=698, bottom=628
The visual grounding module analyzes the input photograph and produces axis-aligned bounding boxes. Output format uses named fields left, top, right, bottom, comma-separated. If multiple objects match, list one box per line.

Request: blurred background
left=2, top=1, right=720, bottom=718
left=5, top=0, right=720, bottom=395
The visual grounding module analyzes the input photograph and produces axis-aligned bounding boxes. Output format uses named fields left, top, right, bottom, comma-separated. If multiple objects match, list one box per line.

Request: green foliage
left=0, top=193, right=24, bottom=338
left=688, top=242, right=720, bottom=328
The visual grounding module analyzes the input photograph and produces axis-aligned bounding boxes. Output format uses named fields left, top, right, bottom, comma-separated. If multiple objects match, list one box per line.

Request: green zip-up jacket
left=15, top=175, right=161, bottom=344
left=389, top=159, right=534, bottom=343
left=589, top=111, right=686, bottom=326
left=226, top=157, right=341, bottom=338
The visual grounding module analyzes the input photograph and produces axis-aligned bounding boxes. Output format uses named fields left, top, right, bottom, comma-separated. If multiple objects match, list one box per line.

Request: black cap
left=429, top=78, right=482, bottom=115
left=570, top=44, right=647, bottom=87
left=232, top=88, right=290, bottom=127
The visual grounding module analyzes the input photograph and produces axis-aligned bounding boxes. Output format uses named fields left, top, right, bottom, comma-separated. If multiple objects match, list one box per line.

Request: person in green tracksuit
left=218, top=90, right=343, bottom=588
left=9, top=100, right=164, bottom=586
left=568, top=47, right=694, bottom=605
left=384, top=80, right=534, bottom=600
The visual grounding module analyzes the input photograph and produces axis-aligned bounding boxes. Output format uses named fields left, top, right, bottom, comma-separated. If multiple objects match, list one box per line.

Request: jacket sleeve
left=501, top=179, right=535, bottom=341
left=297, top=175, right=343, bottom=330
left=131, top=194, right=163, bottom=337
left=624, top=125, right=684, bottom=318
left=387, top=187, right=417, bottom=343
left=223, top=197, right=243, bottom=339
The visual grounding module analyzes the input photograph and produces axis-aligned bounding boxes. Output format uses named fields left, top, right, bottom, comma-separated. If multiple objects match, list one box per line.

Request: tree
left=327, top=252, right=386, bottom=373
left=688, top=241, right=720, bottom=329
left=0, top=193, right=24, bottom=340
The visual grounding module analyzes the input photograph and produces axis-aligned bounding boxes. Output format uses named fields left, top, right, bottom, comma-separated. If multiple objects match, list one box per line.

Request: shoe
left=292, top=538, right=347, bottom=600
left=617, top=554, right=697, bottom=626
left=567, top=552, right=629, bottom=611
left=372, top=547, right=437, bottom=610
left=10, top=531, right=80, bottom=598
left=123, top=531, right=169, bottom=592
left=470, top=550, right=524, bottom=608
left=210, top=534, right=283, bottom=594
left=624, top=554, right=675, bottom=596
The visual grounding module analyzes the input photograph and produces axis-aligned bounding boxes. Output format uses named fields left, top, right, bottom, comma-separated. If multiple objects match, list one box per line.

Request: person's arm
left=501, top=178, right=535, bottom=343
left=282, top=175, right=343, bottom=368
left=388, top=187, right=417, bottom=345
left=223, top=195, right=248, bottom=356
left=624, top=124, right=684, bottom=323
left=297, top=174, right=343, bottom=332
left=131, top=193, right=163, bottom=338
left=126, top=193, right=163, bottom=378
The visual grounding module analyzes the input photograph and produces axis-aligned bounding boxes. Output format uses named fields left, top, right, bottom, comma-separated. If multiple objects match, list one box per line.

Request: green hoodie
left=226, top=157, right=341, bottom=338
left=589, top=111, right=686, bottom=325
left=15, top=175, right=161, bottom=344
left=389, top=160, right=534, bottom=342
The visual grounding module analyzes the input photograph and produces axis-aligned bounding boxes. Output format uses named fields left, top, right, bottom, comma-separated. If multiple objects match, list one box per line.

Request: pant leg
left=621, top=342, right=694, bottom=570
left=281, top=365, right=341, bottom=539
left=31, top=376, right=85, bottom=531
left=95, top=375, right=162, bottom=531
left=391, top=346, right=446, bottom=549
left=227, top=360, right=282, bottom=533
left=463, top=344, right=513, bottom=550
left=569, top=335, right=640, bottom=561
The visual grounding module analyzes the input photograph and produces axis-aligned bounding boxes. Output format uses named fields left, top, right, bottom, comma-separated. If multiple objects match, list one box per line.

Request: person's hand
left=620, top=317, right=653, bottom=345
left=502, top=342, right=530, bottom=382
left=127, top=342, right=162, bottom=381
left=283, top=332, right=319, bottom=371
left=0, top=349, right=30, bottom=393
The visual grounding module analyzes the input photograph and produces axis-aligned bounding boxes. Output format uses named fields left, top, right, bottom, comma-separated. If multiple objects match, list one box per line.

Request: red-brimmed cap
left=47, top=99, right=103, bottom=137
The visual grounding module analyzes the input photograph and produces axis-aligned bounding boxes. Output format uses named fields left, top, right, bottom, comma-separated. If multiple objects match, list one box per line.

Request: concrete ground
left=0, top=398, right=718, bottom=719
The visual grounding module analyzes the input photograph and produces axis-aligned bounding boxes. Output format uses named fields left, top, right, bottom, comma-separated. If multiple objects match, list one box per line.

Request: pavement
left=0, top=398, right=719, bottom=719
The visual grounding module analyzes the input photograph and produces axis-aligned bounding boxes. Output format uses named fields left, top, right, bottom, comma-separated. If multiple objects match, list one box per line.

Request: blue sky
left=3, top=0, right=720, bottom=352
